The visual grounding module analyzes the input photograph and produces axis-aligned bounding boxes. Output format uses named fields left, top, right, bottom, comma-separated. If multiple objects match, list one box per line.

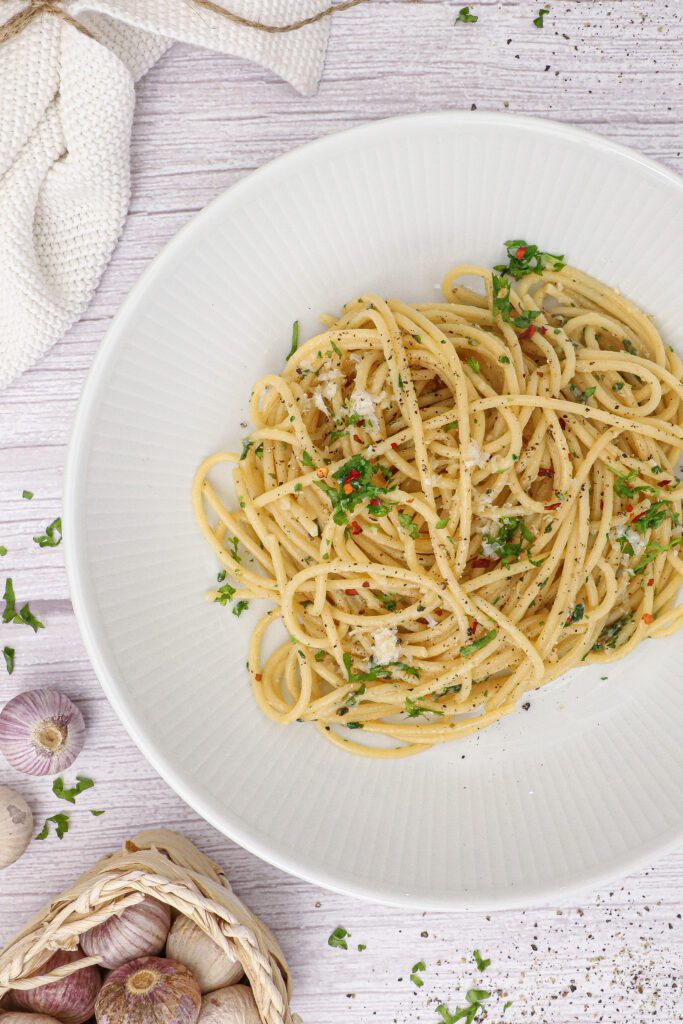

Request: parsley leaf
left=2, top=646, right=14, bottom=675
left=52, top=775, right=94, bottom=804
left=22, top=490, right=33, bottom=500
left=466, top=357, right=481, bottom=374
left=90, top=809, right=106, bottom=817
left=232, top=600, right=249, bottom=617
left=301, top=450, right=315, bottom=467
left=214, top=582, right=236, bottom=606
left=328, top=927, right=349, bottom=950
left=35, top=812, right=70, bottom=841
left=592, top=614, right=633, bottom=653
left=33, top=517, right=62, bottom=548
left=533, top=7, right=549, bottom=27
left=410, top=960, right=426, bottom=986
left=240, top=439, right=253, bottom=460
left=286, top=320, right=300, bottom=360
left=460, top=629, right=497, bottom=658
left=494, top=240, right=565, bottom=279
left=491, top=274, right=539, bottom=330
left=455, top=5, right=477, bottom=22
left=473, top=949, right=491, bottom=972
left=399, top=512, right=420, bottom=539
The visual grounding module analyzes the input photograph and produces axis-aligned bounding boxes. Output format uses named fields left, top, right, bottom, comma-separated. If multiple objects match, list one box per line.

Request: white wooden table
left=1, top=3, right=682, bottom=1020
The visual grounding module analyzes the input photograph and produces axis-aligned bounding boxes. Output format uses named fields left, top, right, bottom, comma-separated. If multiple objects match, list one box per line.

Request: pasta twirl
left=193, top=244, right=683, bottom=758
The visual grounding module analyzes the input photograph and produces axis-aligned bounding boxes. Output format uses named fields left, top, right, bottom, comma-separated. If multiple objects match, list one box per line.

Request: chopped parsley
left=286, top=320, right=299, bottom=360
left=214, top=582, right=236, bottom=605
left=533, top=7, right=550, bottom=27
left=405, top=697, right=442, bottom=719
left=482, top=516, right=533, bottom=566
left=606, top=466, right=658, bottom=501
left=228, top=535, right=241, bottom=562
left=232, top=599, right=249, bottom=617
left=613, top=381, right=625, bottom=392
left=343, top=652, right=420, bottom=683
left=2, top=579, right=44, bottom=632
left=460, top=629, right=496, bottom=658
left=35, top=812, right=69, bottom=841
left=436, top=517, right=449, bottom=529
left=455, top=5, right=478, bottom=22
left=376, top=592, right=398, bottom=611
left=217, top=570, right=226, bottom=582
left=331, top=340, right=343, bottom=358
left=410, top=960, right=427, bottom=987
left=317, top=455, right=394, bottom=525
left=90, top=809, right=106, bottom=817
left=623, top=338, right=638, bottom=355
left=240, top=438, right=253, bottom=460
left=399, top=512, right=420, bottom=539
left=494, top=240, right=565, bottom=280
left=592, top=614, right=633, bottom=653
left=2, top=646, right=14, bottom=674
left=498, top=355, right=511, bottom=364
left=566, top=603, right=585, bottom=625
left=632, top=536, right=682, bottom=575
left=631, top=500, right=679, bottom=535
left=301, top=450, right=315, bottom=467
left=443, top=421, right=458, bottom=432
left=437, top=986, right=491, bottom=1023
left=491, top=274, right=539, bottom=331
left=22, top=490, right=33, bottom=500
left=569, top=383, right=596, bottom=404
left=465, top=357, right=480, bottom=374
left=473, top=949, right=491, bottom=972
left=52, top=775, right=94, bottom=804
left=314, top=649, right=326, bottom=662
left=328, top=927, right=349, bottom=950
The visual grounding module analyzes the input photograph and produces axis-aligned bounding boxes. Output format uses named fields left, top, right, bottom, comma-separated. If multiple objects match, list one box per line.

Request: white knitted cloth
left=0, top=0, right=330, bottom=388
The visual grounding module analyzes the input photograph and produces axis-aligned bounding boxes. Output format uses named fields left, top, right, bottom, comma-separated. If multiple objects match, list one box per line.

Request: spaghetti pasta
left=193, top=242, right=683, bottom=758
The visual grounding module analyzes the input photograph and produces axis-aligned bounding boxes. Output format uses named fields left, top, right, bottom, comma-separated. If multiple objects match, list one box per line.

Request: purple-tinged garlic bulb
left=10, top=948, right=101, bottom=1024
left=0, top=689, right=85, bottom=776
left=81, top=895, right=171, bottom=969
left=198, top=986, right=261, bottom=1024
left=94, top=956, right=201, bottom=1024
left=0, top=784, right=33, bottom=868
left=0, top=1015, right=64, bottom=1023
left=166, top=916, right=243, bottom=993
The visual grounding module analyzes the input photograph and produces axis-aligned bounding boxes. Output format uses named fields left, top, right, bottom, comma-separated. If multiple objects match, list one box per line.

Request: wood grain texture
left=1, top=2, right=682, bottom=1021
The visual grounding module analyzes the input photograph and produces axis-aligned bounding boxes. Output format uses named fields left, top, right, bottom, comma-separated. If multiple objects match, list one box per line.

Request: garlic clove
left=166, top=916, right=244, bottom=994
left=81, top=895, right=171, bottom=969
left=94, top=956, right=201, bottom=1024
left=198, top=986, right=261, bottom=1024
left=0, top=785, right=33, bottom=869
left=0, top=689, right=86, bottom=776
left=10, top=948, right=101, bottom=1024
left=0, top=1015, right=64, bottom=1023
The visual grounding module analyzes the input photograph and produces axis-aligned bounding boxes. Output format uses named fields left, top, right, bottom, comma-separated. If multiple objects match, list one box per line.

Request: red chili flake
left=558, top=417, right=566, bottom=429
left=362, top=580, right=370, bottom=588
left=647, top=578, right=654, bottom=587
left=642, top=613, right=654, bottom=625
left=599, top=499, right=604, bottom=510
left=625, top=503, right=633, bottom=513
left=390, top=442, right=399, bottom=450
left=471, top=556, right=496, bottom=569
left=544, top=502, right=561, bottom=511
left=538, top=467, right=554, bottom=478
left=356, top=419, right=365, bottom=427
left=538, top=325, right=547, bottom=335
left=435, top=608, right=444, bottom=616
left=518, top=324, right=537, bottom=340
left=350, top=520, right=362, bottom=535
left=515, top=245, right=527, bottom=260
left=345, top=468, right=361, bottom=482
left=630, top=509, right=647, bottom=523
left=369, top=497, right=381, bottom=507
left=254, top=673, right=262, bottom=682
left=660, top=479, right=672, bottom=486
left=353, top=434, right=363, bottom=443
left=345, top=588, right=358, bottom=596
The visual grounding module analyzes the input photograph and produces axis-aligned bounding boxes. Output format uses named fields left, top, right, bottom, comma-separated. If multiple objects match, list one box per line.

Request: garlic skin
left=166, top=917, right=243, bottom=994
left=198, top=986, right=261, bottom=1024
left=0, top=785, right=33, bottom=869
left=0, top=689, right=86, bottom=776
left=10, top=948, right=101, bottom=1024
left=0, top=1015, right=64, bottom=1023
left=81, top=895, right=171, bottom=969
left=94, top=956, right=201, bottom=1024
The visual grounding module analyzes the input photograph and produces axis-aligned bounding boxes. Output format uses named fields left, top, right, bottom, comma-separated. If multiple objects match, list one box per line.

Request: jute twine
left=0, top=0, right=371, bottom=45
left=0, top=829, right=302, bottom=1024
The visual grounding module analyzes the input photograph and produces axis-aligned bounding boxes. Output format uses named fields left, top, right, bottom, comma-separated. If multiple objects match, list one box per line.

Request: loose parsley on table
left=533, top=7, right=550, bottom=28
left=2, top=646, right=14, bottom=674
left=52, top=775, right=94, bottom=804
left=473, top=949, right=491, bottom=972
left=286, top=320, right=300, bottom=361
left=328, top=926, right=349, bottom=949
left=35, top=812, right=70, bottom=841
left=455, top=5, right=478, bottom=23
left=33, top=517, right=62, bottom=548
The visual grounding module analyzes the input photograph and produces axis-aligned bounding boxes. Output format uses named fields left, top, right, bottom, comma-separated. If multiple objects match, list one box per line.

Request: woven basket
left=0, top=828, right=301, bottom=1023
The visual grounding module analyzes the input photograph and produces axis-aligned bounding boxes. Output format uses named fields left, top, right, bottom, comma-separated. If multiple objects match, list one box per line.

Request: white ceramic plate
left=65, top=113, right=683, bottom=910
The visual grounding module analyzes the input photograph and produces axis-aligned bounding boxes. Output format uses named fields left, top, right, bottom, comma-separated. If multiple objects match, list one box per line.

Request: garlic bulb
left=0, top=784, right=33, bottom=868
left=198, top=986, right=261, bottom=1024
left=0, top=1015, right=64, bottom=1023
left=81, top=895, right=171, bottom=969
left=166, top=916, right=243, bottom=994
left=0, top=689, right=86, bottom=776
left=94, top=956, right=201, bottom=1024
left=10, top=948, right=101, bottom=1024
